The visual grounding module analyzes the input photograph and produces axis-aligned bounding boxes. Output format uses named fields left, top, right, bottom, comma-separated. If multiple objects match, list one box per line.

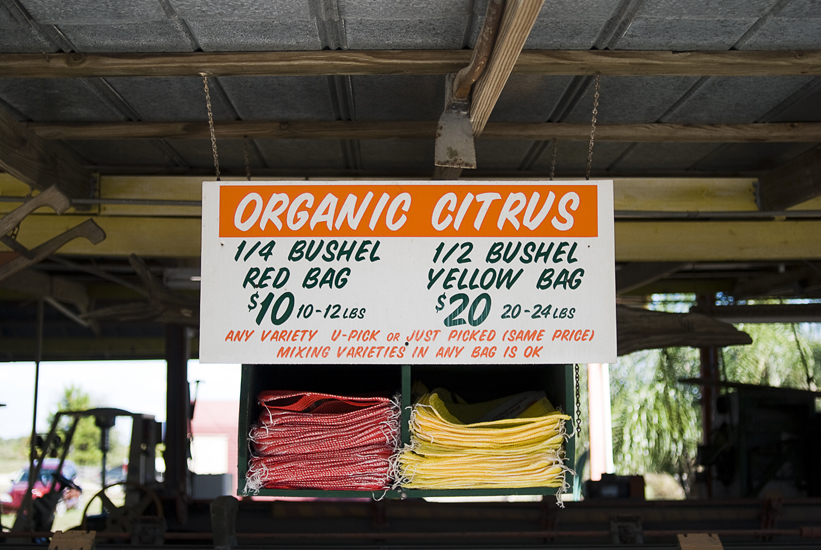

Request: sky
left=0, top=360, right=241, bottom=441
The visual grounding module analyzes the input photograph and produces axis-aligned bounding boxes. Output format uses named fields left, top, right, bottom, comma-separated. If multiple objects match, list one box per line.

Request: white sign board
left=200, top=181, right=616, bottom=364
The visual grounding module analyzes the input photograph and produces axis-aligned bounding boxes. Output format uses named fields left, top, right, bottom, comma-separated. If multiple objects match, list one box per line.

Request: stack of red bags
left=245, top=391, right=400, bottom=492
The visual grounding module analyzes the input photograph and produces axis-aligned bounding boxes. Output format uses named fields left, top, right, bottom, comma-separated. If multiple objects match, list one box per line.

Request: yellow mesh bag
left=398, top=386, right=572, bottom=490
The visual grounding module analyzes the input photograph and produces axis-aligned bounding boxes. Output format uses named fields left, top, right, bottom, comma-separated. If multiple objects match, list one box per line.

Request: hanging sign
left=200, top=181, right=616, bottom=364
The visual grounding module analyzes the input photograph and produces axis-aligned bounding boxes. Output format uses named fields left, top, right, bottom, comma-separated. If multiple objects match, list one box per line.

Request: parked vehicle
left=0, top=459, right=82, bottom=515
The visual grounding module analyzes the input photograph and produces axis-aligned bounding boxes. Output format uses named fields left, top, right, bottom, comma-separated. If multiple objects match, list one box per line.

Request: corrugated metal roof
left=0, top=0, right=820, bottom=176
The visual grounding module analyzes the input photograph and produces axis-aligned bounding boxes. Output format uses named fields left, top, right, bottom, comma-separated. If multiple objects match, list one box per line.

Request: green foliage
left=611, top=347, right=702, bottom=495
left=609, top=319, right=821, bottom=498
left=0, top=437, right=28, bottom=462
left=47, top=385, right=121, bottom=467
left=723, top=323, right=820, bottom=390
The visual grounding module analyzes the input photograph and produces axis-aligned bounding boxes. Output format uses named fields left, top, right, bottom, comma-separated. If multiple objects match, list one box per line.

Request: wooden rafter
left=25, top=120, right=821, bottom=143
left=470, top=0, right=546, bottom=136
left=0, top=50, right=819, bottom=78
left=435, top=0, right=546, bottom=180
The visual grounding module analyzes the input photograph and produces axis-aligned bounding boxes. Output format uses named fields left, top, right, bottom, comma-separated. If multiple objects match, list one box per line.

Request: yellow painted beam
left=616, top=220, right=821, bottom=261
left=613, top=178, right=757, bottom=211
left=0, top=175, right=775, bottom=216
left=3, top=213, right=821, bottom=261
left=100, top=175, right=204, bottom=217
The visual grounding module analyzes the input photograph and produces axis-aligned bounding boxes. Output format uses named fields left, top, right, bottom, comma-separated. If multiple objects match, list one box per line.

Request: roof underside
left=0, top=0, right=820, bottom=176
left=2, top=0, right=821, bottom=360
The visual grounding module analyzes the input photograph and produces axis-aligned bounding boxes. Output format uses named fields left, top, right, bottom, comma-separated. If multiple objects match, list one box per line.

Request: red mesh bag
left=245, top=391, right=400, bottom=492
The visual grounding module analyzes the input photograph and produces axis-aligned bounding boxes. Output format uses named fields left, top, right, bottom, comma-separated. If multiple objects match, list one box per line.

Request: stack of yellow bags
left=398, top=385, right=571, bottom=490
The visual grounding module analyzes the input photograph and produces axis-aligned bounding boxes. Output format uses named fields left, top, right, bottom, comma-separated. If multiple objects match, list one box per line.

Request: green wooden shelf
left=238, top=363, right=575, bottom=499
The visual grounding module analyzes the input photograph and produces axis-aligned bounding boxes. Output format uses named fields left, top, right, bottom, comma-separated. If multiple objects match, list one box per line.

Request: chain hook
left=585, top=73, right=601, bottom=181
left=574, top=363, right=582, bottom=437
left=243, top=137, right=252, bottom=181
left=549, top=138, right=558, bottom=181
left=200, top=72, right=221, bottom=181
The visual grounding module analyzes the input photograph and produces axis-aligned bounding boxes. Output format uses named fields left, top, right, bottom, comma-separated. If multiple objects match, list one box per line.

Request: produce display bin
left=237, top=363, right=575, bottom=499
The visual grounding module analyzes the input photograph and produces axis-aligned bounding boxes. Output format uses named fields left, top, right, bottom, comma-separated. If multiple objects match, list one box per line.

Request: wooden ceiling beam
left=0, top=50, right=819, bottom=78
left=470, top=0, right=546, bottom=136
left=26, top=120, right=821, bottom=142
left=434, top=0, right=546, bottom=180
left=757, top=144, right=821, bottom=211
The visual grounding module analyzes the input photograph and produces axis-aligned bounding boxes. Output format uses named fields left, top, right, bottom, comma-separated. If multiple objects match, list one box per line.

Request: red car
left=0, top=459, right=82, bottom=516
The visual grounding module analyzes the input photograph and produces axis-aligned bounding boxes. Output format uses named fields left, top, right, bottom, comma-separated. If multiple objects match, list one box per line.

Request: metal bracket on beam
left=0, top=219, right=106, bottom=282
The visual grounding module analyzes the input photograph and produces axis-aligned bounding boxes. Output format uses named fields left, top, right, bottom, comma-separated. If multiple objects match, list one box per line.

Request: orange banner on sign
left=218, top=183, right=598, bottom=238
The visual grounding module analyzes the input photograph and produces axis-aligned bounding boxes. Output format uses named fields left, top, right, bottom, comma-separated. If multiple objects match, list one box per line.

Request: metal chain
left=574, top=363, right=582, bottom=436
left=585, top=74, right=601, bottom=181
left=200, top=73, right=221, bottom=181
left=243, top=137, right=252, bottom=181
left=549, top=138, right=557, bottom=181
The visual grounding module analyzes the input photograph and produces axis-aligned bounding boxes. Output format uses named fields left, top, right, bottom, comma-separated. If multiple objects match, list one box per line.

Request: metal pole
left=698, top=294, right=719, bottom=499
left=165, top=325, right=190, bottom=500
left=26, top=298, right=44, bottom=522
left=28, top=299, right=43, bottom=461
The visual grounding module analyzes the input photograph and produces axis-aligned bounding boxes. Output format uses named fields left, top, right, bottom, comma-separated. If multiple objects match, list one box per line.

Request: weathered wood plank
left=0, top=51, right=469, bottom=78
left=27, top=121, right=821, bottom=142
left=0, top=186, right=71, bottom=235
left=757, top=144, right=821, bottom=210
left=0, top=105, right=90, bottom=199
left=617, top=305, right=752, bottom=356
left=514, top=49, right=821, bottom=76
left=470, top=0, right=546, bottom=136
left=1, top=50, right=819, bottom=78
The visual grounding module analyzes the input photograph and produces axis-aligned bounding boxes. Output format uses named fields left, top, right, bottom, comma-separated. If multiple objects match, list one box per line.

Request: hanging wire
left=549, top=138, right=558, bottom=181
left=200, top=73, right=221, bottom=181
left=585, top=74, right=601, bottom=181
left=243, top=137, right=252, bottom=181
